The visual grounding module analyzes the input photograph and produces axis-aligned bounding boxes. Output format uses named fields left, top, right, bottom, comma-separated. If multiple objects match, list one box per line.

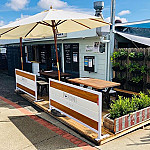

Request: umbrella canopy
left=0, top=8, right=110, bottom=80
left=0, top=9, right=110, bottom=39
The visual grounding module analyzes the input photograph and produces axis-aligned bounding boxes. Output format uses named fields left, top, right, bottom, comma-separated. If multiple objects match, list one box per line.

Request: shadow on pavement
left=126, top=126, right=150, bottom=146
left=9, top=115, right=78, bottom=150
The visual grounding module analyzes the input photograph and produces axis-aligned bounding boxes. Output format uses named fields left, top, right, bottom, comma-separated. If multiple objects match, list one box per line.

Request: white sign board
left=85, top=42, right=100, bottom=53
left=49, top=79, right=104, bottom=140
left=0, top=48, right=6, bottom=53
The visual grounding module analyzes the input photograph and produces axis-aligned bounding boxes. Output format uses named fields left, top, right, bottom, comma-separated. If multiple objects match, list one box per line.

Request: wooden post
left=52, top=20, right=60, bottom=81
left=20, top=37, right=23, bottom=70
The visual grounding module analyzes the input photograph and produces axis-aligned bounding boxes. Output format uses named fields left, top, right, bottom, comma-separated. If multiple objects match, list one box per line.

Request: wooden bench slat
left=114, top=88, right=140, bottom=96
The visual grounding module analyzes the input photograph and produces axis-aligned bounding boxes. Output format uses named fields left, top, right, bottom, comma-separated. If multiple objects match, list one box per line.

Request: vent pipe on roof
left=94, top=1, right=104, bottom=36
left=94, top=1, right=104, bottom=19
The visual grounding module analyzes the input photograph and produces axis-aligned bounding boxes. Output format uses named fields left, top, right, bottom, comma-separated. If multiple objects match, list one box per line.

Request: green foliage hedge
left=109, top=93, right=150, bottom=119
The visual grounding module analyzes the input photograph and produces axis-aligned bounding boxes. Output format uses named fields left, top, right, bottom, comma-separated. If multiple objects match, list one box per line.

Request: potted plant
left=137, top=52, right=145, bottom=61
left=118, top=49, right=128, bottom=60
left=103, top=93, right=150, bottom=133
left=111, top=49, right=128, bottom=61
left=112, top=62, right=127, bottom=72
left=129, top=52, right=136, bottom=60
left=129, top=52, right=144, bottom=61
left=141, top=65, right=147, bottom=74
left=128, top=76, right=143, bottom=86
left=112, top=62, right=120, bottom=71
left=128, top=63, right=141, bottom=74
left=128, top=63, right=147, bottom=74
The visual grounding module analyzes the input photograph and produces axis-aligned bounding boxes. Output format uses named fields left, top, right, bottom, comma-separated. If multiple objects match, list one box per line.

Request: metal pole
left=52, top=20, right=61, bottom=81
left=109, top=0, right=116, bottom=81
left=20, top=37, right=23, bottom=70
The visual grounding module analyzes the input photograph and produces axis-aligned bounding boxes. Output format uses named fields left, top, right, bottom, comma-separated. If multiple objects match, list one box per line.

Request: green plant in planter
left=109, top=96, right=134, bottom=119
left=112, top=62, right=120, bottom=67
left=129, top=52, right=144, bottom=60
left=119, top=49, right=128, bottom=59
left=111, top=49, right=127, bottom=61
left=132, top=93, right=150, bottom=110
left=119, top=64, right=127, bottom=71
left=128, top=63, right=147, bottom=74
left=111, top=51, right=120, bottom=61
left=130, top=76, right=143, bottom=84
left=112, top=62, right=127, bottom=71
left=129, top=52, right=136, bottom=59
left=141, top=65, right=147, bottom=74
left=137, top=52, right=144, bottom=59
left=109, top=92, right=150, bottom=119
left=128, top=63, right=140, bottom=73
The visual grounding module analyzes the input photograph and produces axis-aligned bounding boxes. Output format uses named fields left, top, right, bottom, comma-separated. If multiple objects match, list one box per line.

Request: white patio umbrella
left=0, top=8, right=110, bottom=80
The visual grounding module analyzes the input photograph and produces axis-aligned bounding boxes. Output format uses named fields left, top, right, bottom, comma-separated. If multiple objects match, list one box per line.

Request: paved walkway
left=0, top=96, right=97, bottom=150
left=99, top=125, right=150, bottom=150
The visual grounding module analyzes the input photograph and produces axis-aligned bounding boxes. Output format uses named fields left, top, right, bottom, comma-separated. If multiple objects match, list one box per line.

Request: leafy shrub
left=109, top=92, right=150, bottom=119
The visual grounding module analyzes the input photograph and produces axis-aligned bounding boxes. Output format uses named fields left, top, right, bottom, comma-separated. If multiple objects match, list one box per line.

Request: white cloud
left=0, top=20, right=5, bottom=27
left=118, top=10, right=131, bottom=16
left=38, top=0, right=68, bottom=9
left=6, top=0, right=29, bottom=11
left=105, top=16, right=128, bottom=23
left=37, top=0, right=94, bottom=15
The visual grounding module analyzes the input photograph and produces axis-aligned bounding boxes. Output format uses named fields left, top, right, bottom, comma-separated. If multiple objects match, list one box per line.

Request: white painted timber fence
left=15, top=69, right=38, bottom=101
left=49, top=78, right=106, bottom=140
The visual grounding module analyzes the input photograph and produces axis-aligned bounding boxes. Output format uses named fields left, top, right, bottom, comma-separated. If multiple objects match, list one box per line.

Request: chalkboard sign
left=40, top=51, right=46, bottom=63
left=64, top=44, right=71, bottom=64
left=27, top=46, right=33, bottom=61
left=72, top=44, right=78, bottom=50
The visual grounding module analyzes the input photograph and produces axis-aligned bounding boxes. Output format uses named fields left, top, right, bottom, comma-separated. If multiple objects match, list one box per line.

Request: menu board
left=27, top=46, right=34, bottom=61
left=40, top=51, right=46, bottom=63
left=72, top=44, right=78, bottom=50
left=64, top=44, right=71, bottom=64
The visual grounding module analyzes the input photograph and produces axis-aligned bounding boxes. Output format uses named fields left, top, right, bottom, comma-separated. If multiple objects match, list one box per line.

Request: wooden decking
left=19, top=93, right=150, bottom=145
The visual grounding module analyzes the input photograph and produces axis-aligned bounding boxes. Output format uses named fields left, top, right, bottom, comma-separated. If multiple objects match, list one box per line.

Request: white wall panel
left=50, top=87, right=99, bottom=122
left=16, top=75, right=36, bottom=91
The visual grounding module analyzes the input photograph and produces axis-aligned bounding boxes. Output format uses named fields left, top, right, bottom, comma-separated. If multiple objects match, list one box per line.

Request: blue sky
left=0, top=0, right=150, bottom=26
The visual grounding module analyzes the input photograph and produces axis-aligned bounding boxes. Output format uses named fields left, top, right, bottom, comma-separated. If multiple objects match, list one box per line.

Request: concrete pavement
left=0, top=96, right=97, bottom=150
left=98, top=124, right=150, bottom=150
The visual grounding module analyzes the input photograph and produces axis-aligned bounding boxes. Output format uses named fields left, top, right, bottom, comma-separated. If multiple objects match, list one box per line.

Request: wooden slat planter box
left=103, top=106, right=150, bottom=134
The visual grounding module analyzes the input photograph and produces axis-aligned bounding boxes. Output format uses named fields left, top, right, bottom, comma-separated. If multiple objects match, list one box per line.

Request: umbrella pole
left=20, top=37, right=23, bottom=70
left=52, top=21, right=60, bottom=81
